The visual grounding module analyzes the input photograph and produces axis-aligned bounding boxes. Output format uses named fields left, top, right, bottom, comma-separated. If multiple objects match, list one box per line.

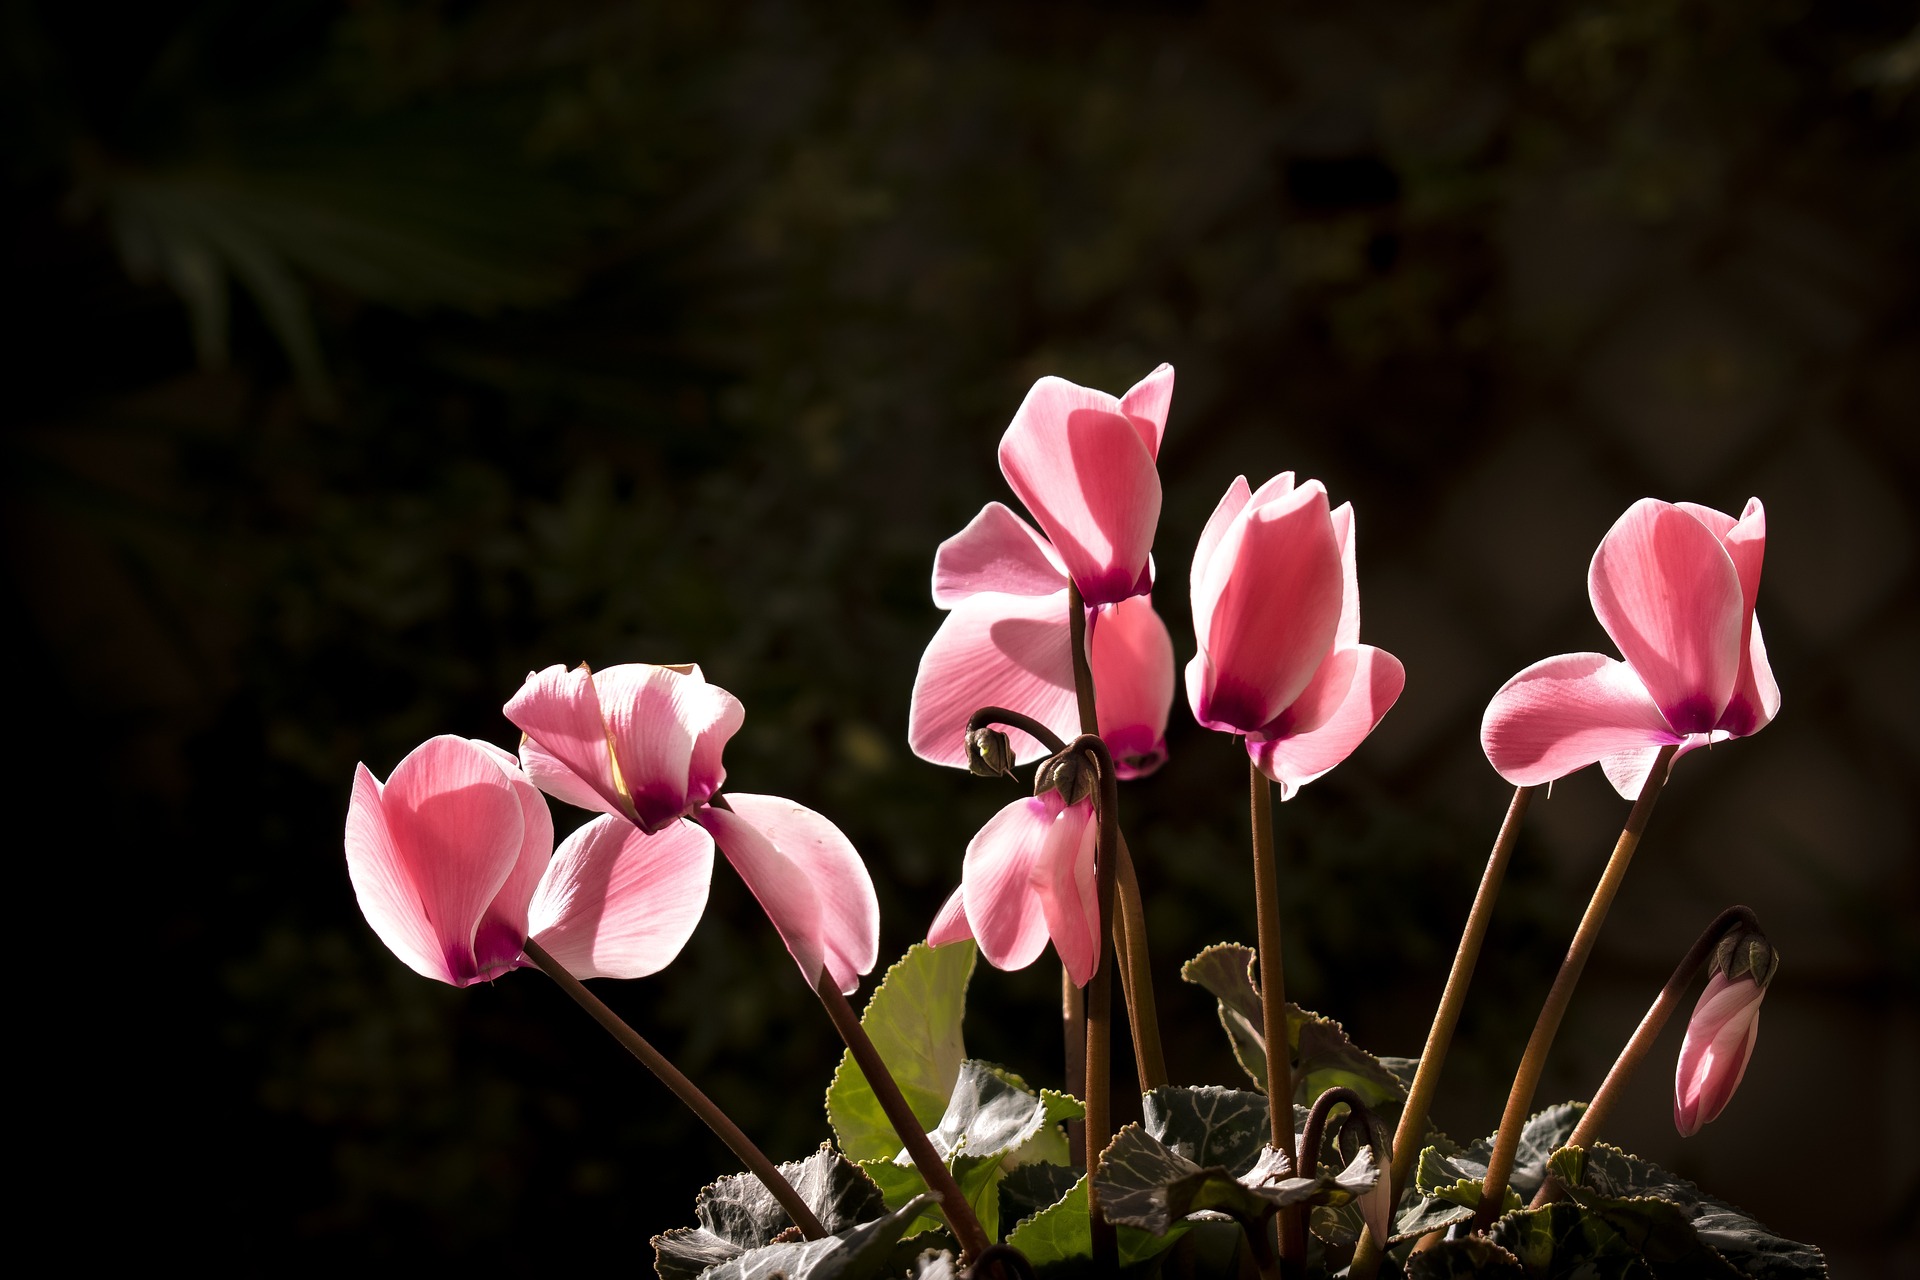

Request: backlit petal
left=529, top=815, right=713, bottom=980
left=1000, top=377, right=1161, bottom=605
left=1675, top=972, right=1764, bottom=1136
left=928, top=887, right=973, bottom=947
left=697, top=804, right=825, bottom=989
left=520, top=736, right=622, bottom=817
left=963, top=796, right=1058, bottom=973
left=1090, top=595, right=1175, bottom=778
left=1032, top=800, right=1100, bottom=988
left=718, top=794, right=880, bottom=994
left=932, top=502, right=1069, bottom=607
left=345, top=763, right=451, bottom=984
left=908, top=590, right=1079, bottom=768
left=1251, top=645, right=1405, bottom=800
left=1190, top=476, right=1257, bottom=621
left=1589, top=499, right=1744, bottom=733
left=1117, top=363, right=1176, bottom=460
left=505, top=664, right=630, bottom=819
left=1481, top=652, right=1680, bottom=787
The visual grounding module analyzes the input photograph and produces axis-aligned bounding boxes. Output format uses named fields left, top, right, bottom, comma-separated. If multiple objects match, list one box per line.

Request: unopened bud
left=1710, top=926, right=1780, bottom=989
left=1034, top=751, right=1096, bottom=806
left=965, top=727, right=1015, bottom=778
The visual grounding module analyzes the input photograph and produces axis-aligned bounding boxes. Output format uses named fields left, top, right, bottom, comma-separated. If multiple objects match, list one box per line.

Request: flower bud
left=1710, top=925, right=1780, bottom=989
left=1674, top=969, right=1768, bottom=1136
left=1033, top=750, right=1096, bottom=806
left=965, top=727, right=1015, bottom=778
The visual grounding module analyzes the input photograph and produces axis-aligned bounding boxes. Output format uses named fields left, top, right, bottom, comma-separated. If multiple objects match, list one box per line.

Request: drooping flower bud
left=965, top=726, right=1016, bottom=778
left=1711, top=925, right=1781, bottom=989
left=1674, top=945, right=1774, bottom=1137
left=1033, top=750, right=1096, bottom=807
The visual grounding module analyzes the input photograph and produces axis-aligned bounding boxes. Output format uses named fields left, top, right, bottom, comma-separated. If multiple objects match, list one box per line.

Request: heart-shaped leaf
left=827, top=943, right=977, bottom=1164
left=653, top=1145, right=888, bottom=1280
left=707, top=1194, right=937, bottom=1280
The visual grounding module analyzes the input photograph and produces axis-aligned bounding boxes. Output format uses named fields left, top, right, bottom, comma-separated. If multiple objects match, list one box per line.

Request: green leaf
left=1002, top=1173, right=1185, bottom=1270
left=1404, top=1236, right=1527, bottom=1279
left=1488, top=1201, right=1665, bottom=1279
left=652, top=1145, right=889, bottom=1280
left=1140, top=1085, right=1272, bottom=1175
left=827, top=942, right=977, bottom=1164
left=708, top=1193, right=938, bottom=1280
left=1178, top=942, right=1406, bottom=1109
left=1550, top=1143, right=1829, bottom=1279
left=1393, top=1103, right=1584, bottom=1246
left=1093, top=1123, right=1379, bottom=1240
left=999, top=1162, right=1083, bottom=1227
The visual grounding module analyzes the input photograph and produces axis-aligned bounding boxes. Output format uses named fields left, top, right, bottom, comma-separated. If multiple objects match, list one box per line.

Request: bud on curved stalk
left=1296, top=1087, right=1393, bottom=1251
left=966, top=726, right=1016, bottom=778
left=1676, top=930, right=1777, bottom=1137
left=1033, top=748, right=1097, bottom=807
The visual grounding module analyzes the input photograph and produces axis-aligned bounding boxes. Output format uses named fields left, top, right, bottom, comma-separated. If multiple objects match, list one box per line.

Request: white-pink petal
left=345, top=763, right=451, bottom=984
left=1089, top=595, right=1175, bottom=779
left=528, top=815, right=713, bottom=981
left=907, top=590, right=1080, bottom=768
left=1674, top=972, right=1764, bottom=1136
left=1589, top=499, right=1744, bottom=734
left=999, top=377, right=1162, bottom=606
left=1117, top=363, right=1176, bottom=460
left=1481, top=652, right=1680, bottom=788
left=1251, top=645, right=1405, bottom=800
left=927, top=886, right=973, bottom=948
left=505, top=665, right=631, bottom=820
left=932, top=502, right=1069, bottom=608
left=962, top=797, right=1059, bottom=974
left=708, top=794, right=879, bottom=995
left=1031, top=799, right=1100, bottom=988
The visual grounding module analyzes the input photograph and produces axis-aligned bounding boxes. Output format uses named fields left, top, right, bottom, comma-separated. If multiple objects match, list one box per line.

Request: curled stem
left=1297, top=1086, right=1370, bottom=1177
left=1471, top=743, right=1680, bottom=1231
left=522, top=939, right=826, bottom=1241
left=967, top=707, right=1068, bottom=757
left=816, top=977, right=994, bottom=1260
left=1249, top=762, right=1305, bottom=1276
left=1351, top=786, right=1535, bottom=1278
left=1531, top=904, right=1763, bottom=1208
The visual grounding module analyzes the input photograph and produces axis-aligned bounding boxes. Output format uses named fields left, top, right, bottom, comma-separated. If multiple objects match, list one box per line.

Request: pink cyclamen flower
left=345, top=735, right=712, bottom=985
left=506, top=663, right=879, bottom=994
left=1186, top=473, right=1405, bottom=799
left=909, top=366, right=1177, bottom=778
left=1481, top=498, right=1779, bottom=798
left=926, top=790, right=1100, bottom=986
left=1674, top=971, right=1766, bottom=1136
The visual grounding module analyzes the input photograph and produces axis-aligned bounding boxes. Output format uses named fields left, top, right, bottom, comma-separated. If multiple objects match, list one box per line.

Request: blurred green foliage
left=6, top=0, right=1913, bottom=1269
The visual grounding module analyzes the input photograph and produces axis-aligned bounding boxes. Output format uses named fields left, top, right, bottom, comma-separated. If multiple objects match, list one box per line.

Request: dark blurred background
left=6, top=0, right=1915, bottom=1273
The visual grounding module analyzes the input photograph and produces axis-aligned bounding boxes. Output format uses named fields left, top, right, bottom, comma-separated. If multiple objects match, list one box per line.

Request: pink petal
left=999, top=377, right=1162, bottom=606
left=505, top=665, right=631, bottom=820
left=345, top=764, right=452, bottom=984
left=709, top=794, right=879, bottom=994
left=962, top=797, right=1060, bottom=973
left=1721, top=613, right=1782, bottom=738
left=1190, top=481, right=1345, bottom=733
left=596, top=664, right=744, bottom=831
left=476, top=746, right=556, bottom=967
left=1589, top=499, right=1744, bottom=733
left=1481, top=652, right=1680, bottom=787
left=1089, top=596, right=1175, bottom=778
left=696, top=803, right=825, bottom=989
left=931, top=503, right=1069, bottom=607
left=519, top=736, right=623, bottom=818
left=528, top=815, right=713, bottom=981
left=1190, top=475, right=1261, bottom=628
left=1674, top=973, right=1764, bottom=1136
left=928, top=886, right=973, bottom=947
left=908, top=590, right=1080, bottom=768
left=1031, top=799, right=1100, bottom=988
left=1117, top=363, right=1176, bottom=460
left=1251, top=645, right=1405, bottom=800
left=349, top=736, right=535, bottom=986
left=1330, top=502, right=1360, bottom=650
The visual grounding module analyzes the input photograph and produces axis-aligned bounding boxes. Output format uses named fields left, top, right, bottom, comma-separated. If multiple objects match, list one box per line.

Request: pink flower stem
left=1471, top=742, right=1680, bottom=1232
left=1530, top=903, right=1762, bottom=1208
left=1249, top=763, right=1306, bottom=1277
left=815, top=975, right=995, bottom=1261
left=1350, top=786, right=1535, bottom=1278
left=1062, top=585, right=1169, bottom=1095
left=521, top=938, right=826, bottom=1240
left=1067, top=730, right=1122, bottom=1272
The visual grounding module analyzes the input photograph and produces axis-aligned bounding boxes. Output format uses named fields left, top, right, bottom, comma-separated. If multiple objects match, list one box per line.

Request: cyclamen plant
left=345, top=367, right=1826, bottom=1279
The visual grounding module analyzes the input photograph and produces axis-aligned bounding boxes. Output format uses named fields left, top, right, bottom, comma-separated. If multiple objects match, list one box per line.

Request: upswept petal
left=593, top=665, right=737, bottom=829
left=520, top=736, right=622, bottom=818
left=908, top=590, right=1079, bottom=768
left=1481, top=652, right=1680, bottom=787
left=474, top=745, right=556, bottom=968
left=674, top=666, right=745, bottom=813
left=1191, top=481, right=1345, bottom=733
left=345, top=763, right=452, bottom=984
left=1032, top=799, right=1100, bottom=987
left=696, top=804, right=825, bottom=990
left=505, top=664, right=630, bottom=819
left=1721, top=614, right=1781, bottom=739
left=717, top=794, right=880, bottom=994
left=1089, top=595, right=1175, bottom=779
left=1674, top=973, right=1764, bottom=1136
left=1250, top=645, right=1405, bottom=800
left=1117, top=363, right=1176, bottom=460
left=1190, top=475, right=1257, bottom=622
left=378, top=735, right=532, bottom=984
left=962, top=797, right=1059, bottom=973
left=932, top=502, right=1068, bottom=607
left=1589, top=499, right=1744, bottom=733
left=927, top=886, right=973, bottom=947
left=1330, top=502, right=1360, bottom=650
left=528, top=815, right=713, bottom=980
left=999, top=378, right=1161, bottom=606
